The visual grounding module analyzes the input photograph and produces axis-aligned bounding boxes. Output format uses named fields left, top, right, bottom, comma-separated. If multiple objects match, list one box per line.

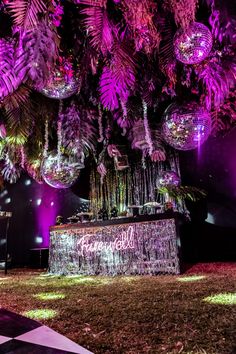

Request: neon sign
left=49, top=218, right=180, bottom=275
left=77, top=225, right=135, bottom=254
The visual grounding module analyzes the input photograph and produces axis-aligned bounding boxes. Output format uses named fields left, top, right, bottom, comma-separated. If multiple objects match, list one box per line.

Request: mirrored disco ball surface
left=41, top=151, right=84, bottom=189
left=156, top=171, right=181, bottom=189
left=174, top=22, right=213, bottom=64
left=39, top=70, right=80, bottom=99
left=162, top=102, right=212, bottom=150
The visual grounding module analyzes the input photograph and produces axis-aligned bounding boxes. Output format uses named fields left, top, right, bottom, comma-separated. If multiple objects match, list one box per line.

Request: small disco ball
left=156, top=171, right=181, bottom=189
left=41, top=151, right=84, bottom=189
left=161, top=102, right=212, bottom=150
left=38, top=64, right=80, bottom=100
left=174, top=22, right=213, bottom=64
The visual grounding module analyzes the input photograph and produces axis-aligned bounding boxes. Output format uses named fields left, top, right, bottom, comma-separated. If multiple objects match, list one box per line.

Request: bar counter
left=49, top=213, right=181, bottom=276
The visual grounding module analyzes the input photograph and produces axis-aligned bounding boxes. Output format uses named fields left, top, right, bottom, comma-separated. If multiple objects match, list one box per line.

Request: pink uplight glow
left=36, top=184, right=59, bottom=247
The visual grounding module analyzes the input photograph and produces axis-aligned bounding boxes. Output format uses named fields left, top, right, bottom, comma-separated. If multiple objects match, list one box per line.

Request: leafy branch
left=158, top=185, right=206, bottom=203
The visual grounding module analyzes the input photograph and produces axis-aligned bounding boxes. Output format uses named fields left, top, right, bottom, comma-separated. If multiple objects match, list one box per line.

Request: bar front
left=49, top=214, right=181, bottom=276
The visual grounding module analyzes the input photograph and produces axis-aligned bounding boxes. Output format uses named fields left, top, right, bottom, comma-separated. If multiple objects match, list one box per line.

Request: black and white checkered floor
left=0, top=309, right=93, bottom=353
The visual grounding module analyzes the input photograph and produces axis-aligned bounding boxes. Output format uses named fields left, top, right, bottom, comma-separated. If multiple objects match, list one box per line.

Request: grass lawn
left=1, top=263, right=236, bottom=354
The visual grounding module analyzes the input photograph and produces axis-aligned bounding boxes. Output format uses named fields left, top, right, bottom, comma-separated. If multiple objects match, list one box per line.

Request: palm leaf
left=60, top=103, right=98, bottom=155
left=100, top=41, right=136, bottom=110
left=159, top=186, right=206, bottom=202
left=74, top=0, right=107, bottom=7
left=100, top=66, right=120, bottom=110
left=198, top=61, right=235, bottom=110
left=3, top=86, right=34, bottom=145
left=15, top=20, right=59, bottom=89
left=81, top=6, right=113, bottom=53
left=7, top=0, right=47, bottom=29
left=159, top=17, right=177, bottom=82
left=0, top=39, right=21, bottom=100
left=1, top=85, right=31, bottom=111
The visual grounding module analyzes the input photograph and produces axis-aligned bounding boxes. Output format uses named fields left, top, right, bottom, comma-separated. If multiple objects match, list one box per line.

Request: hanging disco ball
left=174, top=22, right=213, bottom=64
left=161, top=102, right=212, bottom=151
left=156, top=171, right=181, bottom=189
left=37, top=59, right=80, bottom=99
left=41, top=151, right=84, bottom=189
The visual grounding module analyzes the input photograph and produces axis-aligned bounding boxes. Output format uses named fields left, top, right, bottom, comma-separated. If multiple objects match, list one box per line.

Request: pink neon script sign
left=77, top=225, right=135, bottom=254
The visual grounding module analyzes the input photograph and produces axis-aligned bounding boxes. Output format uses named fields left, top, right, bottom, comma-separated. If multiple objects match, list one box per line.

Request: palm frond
left=15, top=20, right=59, bottom=89
left=1, top=85, right=31, bottom=111
left=211, top=91, right=236, bottom=135
left=99, top=66, right=119, bottom=110
left=159, top=17, right=177, bottom=85
left=60, top=102, right=98, bottom=155
left=0, top=39, right=21, bottom=100
left=7, top=0, right=47, bottom=29
left=100, top=41, right=136, bottom=110
left=159, top=185, right=206, bottom=202
left=81, top=6, right=113, bottom=54
left=198, top=61, right=236, bottom=110
left=3, top=87, right=34, bottom=145
left=74, top=0, right=107, bottom=7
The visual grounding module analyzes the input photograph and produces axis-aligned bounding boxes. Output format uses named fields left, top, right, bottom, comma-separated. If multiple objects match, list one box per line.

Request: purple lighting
left=35, top=184, right=59, bottom=247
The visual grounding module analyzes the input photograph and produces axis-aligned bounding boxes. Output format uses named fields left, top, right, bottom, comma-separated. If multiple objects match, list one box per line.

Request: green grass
left=1, top=263, right=236, bottom=353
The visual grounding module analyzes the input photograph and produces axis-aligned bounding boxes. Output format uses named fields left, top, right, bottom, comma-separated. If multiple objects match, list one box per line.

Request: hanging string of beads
left=98, top=105, right=104, bottom=143
left=57, top=101, right=63, bottom=169
left=20, top=146, right=25, bottom=169
left=143, top=100, right=153, bottom=155
left=120, top=99, right=128, bottom=136
left=43, top=119, right=49, bottom=158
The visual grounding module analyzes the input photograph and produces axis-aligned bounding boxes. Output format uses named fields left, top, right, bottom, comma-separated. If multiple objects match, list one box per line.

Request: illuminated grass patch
left=39, top=274, right=58, bottom=278
left=120, top=277, right=138, bottom=283
left=97, top=278, right=114, bottom=285
left=23, top=309, right=57, bottom=320
left=68, top=277, right=97, bottom=284
left=177, top=275, right=206, bottom=282
left=33, top=292, right=65, bottom=300
left=203, top=293, right=236, bottom=305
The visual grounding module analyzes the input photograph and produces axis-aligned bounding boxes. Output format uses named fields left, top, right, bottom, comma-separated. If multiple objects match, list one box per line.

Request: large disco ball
left=174, top=22, right=213, bottom=64
left=161, top=102, right=212, bottom=150
left=41, top=151, right=84, bottom=189
left=156, top=171, right=181, bottom=189
left=38, top=61, right=80, bottom=99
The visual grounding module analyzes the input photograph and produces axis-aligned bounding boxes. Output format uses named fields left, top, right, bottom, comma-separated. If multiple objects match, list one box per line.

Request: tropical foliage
left=0, top=0, right=235, bottom=183
left=158, top=185, right=207, bottom=203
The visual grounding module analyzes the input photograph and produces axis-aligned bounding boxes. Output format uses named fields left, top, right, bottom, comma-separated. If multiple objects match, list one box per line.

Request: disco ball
left=161, top=102, right=212, bottom=150
left=174, top=22, right=213, bottom=64
left=156, top=171, right=181, bottom=189
left=38, top=65, right=80, bottom=100
left=41, top=151, right=84, bottom=189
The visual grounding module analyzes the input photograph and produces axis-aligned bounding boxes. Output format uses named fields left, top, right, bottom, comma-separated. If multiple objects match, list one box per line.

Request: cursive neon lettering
left=77, top=226, right=135, bottom=255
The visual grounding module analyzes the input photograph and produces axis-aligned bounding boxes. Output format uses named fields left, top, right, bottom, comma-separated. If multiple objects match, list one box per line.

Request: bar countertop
left=50, top=211, right=182, bottom=232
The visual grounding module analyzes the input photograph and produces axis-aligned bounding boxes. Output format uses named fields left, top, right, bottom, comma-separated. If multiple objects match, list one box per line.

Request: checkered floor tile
left=0, top=309, right=93, bottom=354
